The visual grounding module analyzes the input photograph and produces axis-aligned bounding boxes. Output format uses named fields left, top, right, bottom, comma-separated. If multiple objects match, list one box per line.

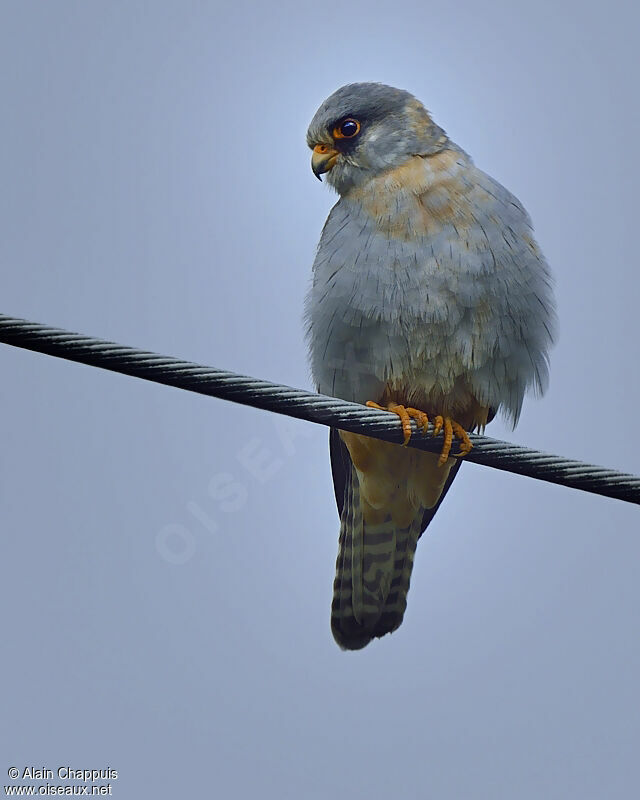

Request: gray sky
left=2, top=1, right=639, bottom=798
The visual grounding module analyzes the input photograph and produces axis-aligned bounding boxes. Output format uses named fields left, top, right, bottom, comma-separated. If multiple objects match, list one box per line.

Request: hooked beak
left=311, top=143, right=339, bottom=180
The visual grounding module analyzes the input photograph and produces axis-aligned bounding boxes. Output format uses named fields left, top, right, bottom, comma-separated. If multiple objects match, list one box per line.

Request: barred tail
left=328, top=428, right=461, bottom=650
left=331, top=460, right=422, bottom=650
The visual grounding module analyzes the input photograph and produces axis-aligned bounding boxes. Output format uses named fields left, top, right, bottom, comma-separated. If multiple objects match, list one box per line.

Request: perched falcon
left=305, top=83, right=556, bottom=650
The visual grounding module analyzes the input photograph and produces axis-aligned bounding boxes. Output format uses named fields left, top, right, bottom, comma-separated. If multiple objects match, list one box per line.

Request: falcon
left=305, top=83, right=556, bottom=649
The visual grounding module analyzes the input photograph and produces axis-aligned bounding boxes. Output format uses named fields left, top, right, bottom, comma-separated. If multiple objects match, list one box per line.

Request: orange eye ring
left=333, top=118, right=361, bottom=140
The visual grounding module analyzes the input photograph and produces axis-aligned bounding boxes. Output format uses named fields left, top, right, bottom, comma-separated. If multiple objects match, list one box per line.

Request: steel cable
left=1, top=314, right=638, bottom=505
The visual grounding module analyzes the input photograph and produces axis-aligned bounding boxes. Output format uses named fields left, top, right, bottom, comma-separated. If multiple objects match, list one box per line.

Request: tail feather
left=331, top=459, right=423, bottom=650
left=329, top=428, right=461, bottom=650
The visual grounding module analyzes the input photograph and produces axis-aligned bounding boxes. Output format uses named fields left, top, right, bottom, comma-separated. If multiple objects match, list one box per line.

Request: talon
left=406, top=407, right=429, bottom=433
left=433, top=415, right=444, bottom=437
left=365, top=402, right=473, bottom=465
left=432, top=416, right=473, bottom=466
left=388, top=402, right=412, bottom=445
left=366, top=401, right=428, bottom=446
left=439, top=417, right=454, bottom=466
left=451, top=420, right=473, bottom=457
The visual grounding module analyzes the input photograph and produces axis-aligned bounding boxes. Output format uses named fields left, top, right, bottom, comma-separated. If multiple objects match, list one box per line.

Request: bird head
left=307, top=82, right=448, bottom=195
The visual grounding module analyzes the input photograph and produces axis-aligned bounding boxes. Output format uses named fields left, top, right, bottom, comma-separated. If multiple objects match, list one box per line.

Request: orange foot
left=366, top=401, right=473, bottom=467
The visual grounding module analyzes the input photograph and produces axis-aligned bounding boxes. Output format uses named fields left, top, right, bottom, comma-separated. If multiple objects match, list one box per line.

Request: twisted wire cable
left=1, top=314, right=638, bottom=506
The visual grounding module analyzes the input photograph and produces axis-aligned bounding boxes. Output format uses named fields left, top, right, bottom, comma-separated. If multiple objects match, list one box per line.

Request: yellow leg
left=366, top=401, right=429, bottom=445
left=434, top=416, right=473, bottom=466
left=366, top=402, right=472, bottom=466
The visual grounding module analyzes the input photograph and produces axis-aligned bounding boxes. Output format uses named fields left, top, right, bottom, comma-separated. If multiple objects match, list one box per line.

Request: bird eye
left=333, top=118, right=361, bottom=139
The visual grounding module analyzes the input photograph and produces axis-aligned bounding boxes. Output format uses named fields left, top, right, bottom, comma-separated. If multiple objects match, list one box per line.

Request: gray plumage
left=305, top=83, right=556, bottom=649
